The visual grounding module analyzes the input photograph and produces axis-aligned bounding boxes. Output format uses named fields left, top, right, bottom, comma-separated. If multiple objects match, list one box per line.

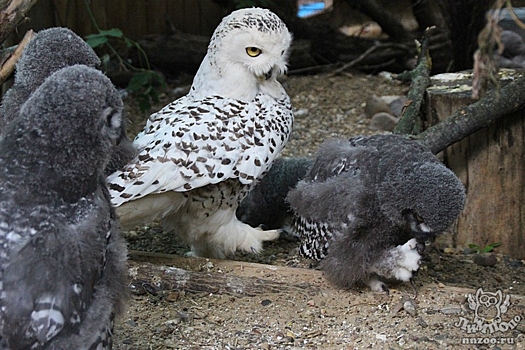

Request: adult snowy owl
left=288, top=135, right=465, bottom=292
left=107, top=8, right=293, bottom=258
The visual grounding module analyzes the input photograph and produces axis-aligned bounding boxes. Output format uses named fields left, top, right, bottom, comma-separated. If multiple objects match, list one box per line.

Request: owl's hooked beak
left=257, top=68, right=273, bottom=81
left=264, top=68, right=273, bottom=80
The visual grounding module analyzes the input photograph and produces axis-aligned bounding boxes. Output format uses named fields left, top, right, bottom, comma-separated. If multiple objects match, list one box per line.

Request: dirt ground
left=113, top=72, right=525, bottom=349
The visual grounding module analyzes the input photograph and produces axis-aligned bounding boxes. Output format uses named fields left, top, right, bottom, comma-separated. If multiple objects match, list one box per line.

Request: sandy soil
left=113, top=72, right=525, bottom=350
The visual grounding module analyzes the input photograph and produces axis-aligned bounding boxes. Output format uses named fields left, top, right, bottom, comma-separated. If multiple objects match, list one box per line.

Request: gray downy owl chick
left=107, top=8, right=293, bottom=259
left=287, top=134, right=466, bottom=292
left=237, top=157, right=312, bottom=230
left=0, top=65, right=128, bottom=349
left=0, top=27, right=135, bottom=175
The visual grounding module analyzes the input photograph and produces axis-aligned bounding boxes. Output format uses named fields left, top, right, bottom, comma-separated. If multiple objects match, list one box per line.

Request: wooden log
left=128, top=251, right=498, bottom=299
left=425, top=70, right=525, bottom=259
left=128, top=251, right=324, bottom=297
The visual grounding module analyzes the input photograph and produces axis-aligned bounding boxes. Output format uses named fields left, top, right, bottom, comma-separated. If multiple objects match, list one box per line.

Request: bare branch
left=0, top=0, right=39, bottom=45
left=0, top=29, right=33, bottom=84
left=416, top=74, right=525, bottom=154
left=393, top=27, right=435, bottom=135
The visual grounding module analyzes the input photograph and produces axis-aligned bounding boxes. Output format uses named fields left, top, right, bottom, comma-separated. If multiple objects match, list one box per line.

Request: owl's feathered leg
left=174, top=207, right=280, bottom=259
left=368, top=238, right=421, bottom=290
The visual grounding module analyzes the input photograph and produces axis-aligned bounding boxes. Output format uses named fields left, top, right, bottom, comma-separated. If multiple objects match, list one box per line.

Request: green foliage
left=467, top=242, right=502, bottom=254
left=85, top=28, right=125, bottom=48
left=127, top=70, right=166, bottom=112
left=83, top=1, right=165, bottom=112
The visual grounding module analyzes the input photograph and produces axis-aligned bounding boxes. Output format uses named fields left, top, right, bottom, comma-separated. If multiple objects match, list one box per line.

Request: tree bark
left=417, top=74, right=525, bottom=154
left=129, top=251, right=322, bottom=297
left=393, top=27, right=434, bottom=135
left=0, top=0, right=39, bottom=45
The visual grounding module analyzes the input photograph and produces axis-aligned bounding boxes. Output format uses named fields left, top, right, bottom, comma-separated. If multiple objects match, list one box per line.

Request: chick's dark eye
left=246, top=47, right=262, bottom=57
left=414, top=212, right=424, bottom=223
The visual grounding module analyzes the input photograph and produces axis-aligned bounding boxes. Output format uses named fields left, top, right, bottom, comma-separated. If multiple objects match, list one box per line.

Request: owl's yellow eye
left=246, top=47, right=262, bottom=57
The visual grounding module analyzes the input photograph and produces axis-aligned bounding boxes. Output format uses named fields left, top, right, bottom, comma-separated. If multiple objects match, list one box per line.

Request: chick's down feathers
left=288, top=134, right=465, bottom=291
left=0, top=65, right=128, bottom=349
left=0, top=27, right=135, bottom=175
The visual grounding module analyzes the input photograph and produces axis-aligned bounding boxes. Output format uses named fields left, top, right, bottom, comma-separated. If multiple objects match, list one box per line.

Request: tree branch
left=416, top=74, right=525, bottom=154
left=0, top=29, right=33, bottom=84
left=393, top=27, right=434, bottom=135
left=128, top=251, right=322, bottom=297
left=0, top=0, right=39, bottom=45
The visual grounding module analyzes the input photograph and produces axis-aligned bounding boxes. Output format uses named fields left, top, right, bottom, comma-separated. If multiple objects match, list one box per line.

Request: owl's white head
left=190, top=8, right=292, bottom=100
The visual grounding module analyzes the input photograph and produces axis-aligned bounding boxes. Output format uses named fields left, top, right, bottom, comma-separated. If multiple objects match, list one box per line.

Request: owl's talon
left=382, top=284, right=390, bottom=295
left=410, top=277, right=419, bottom=299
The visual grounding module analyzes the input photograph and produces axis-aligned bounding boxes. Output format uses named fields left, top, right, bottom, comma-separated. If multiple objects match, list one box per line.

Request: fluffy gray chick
left=0, top=65, right=128, bottom=349
left=0, top=27, right=135, bottom=175
left=237, top=157, right=312, bottom=230
left=287, top=134, right=466, bottom=292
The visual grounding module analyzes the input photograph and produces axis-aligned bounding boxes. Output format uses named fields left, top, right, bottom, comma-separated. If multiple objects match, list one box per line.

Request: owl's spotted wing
left=108, top=93, right=292, bottom=207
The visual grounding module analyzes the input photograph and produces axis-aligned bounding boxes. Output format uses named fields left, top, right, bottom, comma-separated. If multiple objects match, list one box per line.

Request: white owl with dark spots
left=107, top=8, right=294, bottom=258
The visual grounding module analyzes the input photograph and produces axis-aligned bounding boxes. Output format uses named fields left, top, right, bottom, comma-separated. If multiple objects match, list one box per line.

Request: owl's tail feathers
left=190, top=210, right=280, bottom=259
left=115, top=191, right=186, bottom=230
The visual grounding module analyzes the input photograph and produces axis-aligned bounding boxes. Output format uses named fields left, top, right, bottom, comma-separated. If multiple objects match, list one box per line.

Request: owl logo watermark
left=455, top=288, right=522, bottom=334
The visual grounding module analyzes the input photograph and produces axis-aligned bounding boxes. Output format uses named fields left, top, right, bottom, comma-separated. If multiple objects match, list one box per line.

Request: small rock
left=473, top=253, right=497, bottom=267
left=261, top=299, right=272, bottom=306
left=125, top=230, right=138, bottom=238
left=364, top=95, right=391, bottom=117
left=462, top=247, right=478, bottom=254
left=376, top=333, right=387, bottom=341
left=388, top=96, right=408, bottom=117
left=403, top=299, right=417, bottom=316
left=165, top=291, right=180, bottom=302
left=417, top=317, right=428, bottom=328
left=370, top=112, right=399, bottom=131
left=294, top=108, right=309, bottom=116
left=443, top=247, right=456, bottom=254
left=440, top=305, right=462, bottom=314
left=504, top=256, right=523, bottom=267
left=432, top=263, right=444, bottom=271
